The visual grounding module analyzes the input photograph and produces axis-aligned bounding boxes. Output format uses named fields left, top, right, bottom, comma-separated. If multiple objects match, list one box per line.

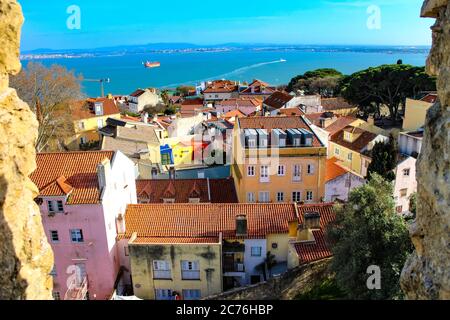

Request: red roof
left=321, top=97, right=356, bottom=111
left=136, top=178, right=238, bottom=203
left=31, top=151, right=114, bottom=204
left=420, top=93, right=438, bottom=103
left=203, top=80, right=239, bottom=93
left=330, top=126, right=378, bottom=153
left=263, top=91, right=293, bottom=109
left=325, top=157, right=349, bottom=182
left=121, top=203, right=298, bottom=243
left=71, top=98, right=120, bottom=121
left=240, top=79, right=276, bottom=94
left=278, top=107, right=305, bottom=116
left=294, top=230, right=333, bottom=265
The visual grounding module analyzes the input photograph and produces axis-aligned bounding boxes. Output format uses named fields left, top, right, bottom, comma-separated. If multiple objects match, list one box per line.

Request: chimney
left=141, top=112, right=149, bottom=123
left=304, top=212, right=321, bottom=230
left=116, top=213, right=126, bottom=234
left=168, top=166, right=176, bottom=180
left=236, top=215, right=248, bottom=237
left=97, top=158, right=111, bottom=190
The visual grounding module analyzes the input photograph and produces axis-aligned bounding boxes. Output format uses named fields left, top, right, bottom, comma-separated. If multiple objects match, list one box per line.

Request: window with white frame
left=181, top=261, right=200, bottom=280
left=52, top=291, right=61, bottom=300
left=277, top=165, right=285, bottom=176
left=182, top=289, right=201, bottom=300
left=47, top=200, right=55, bottom=213
left=293, top=165, right=302, bottom=181
left=400, top=188, right=408, bottom=197
left=70, top=229, right=84, bottom=243
left=258, top=191, right=270, bottom=203
left=50, top=230, right=59, bottom=243
left=403, top=168, right=410, bottom=176
left=260, top=165, right=269, bottom=183
left=247, top=165, right=255, bottom=177
left=335, top=148, right=340, bottom=156
left=306, top=191, right=313, bottom=202
left=251, top=247, right=262, bottom=257
left=307, top=164, right=315, bottom=175
left=276, top=192, right=284, bottom=202
left=153, top=260, right=172, bottom=279
left=292, top=191, right=301, bottom=202
left=348, top=152, right=353, bottom=161
left=155, top=289, right=173, bottom=300
left=248, top=139, right=257, bottom=148
left=247, top=192, right=256, bottom=203
left=56, top=200, right=64, bottom=212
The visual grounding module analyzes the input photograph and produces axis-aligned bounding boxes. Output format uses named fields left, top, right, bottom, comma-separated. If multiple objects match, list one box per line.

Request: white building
left=127, top=88, right=161, bottom=113
left=393, top=156, right=417, bottom=215
left=398, top=130, right=423, bottom=157
left=324, top=158, right=366, bottom=202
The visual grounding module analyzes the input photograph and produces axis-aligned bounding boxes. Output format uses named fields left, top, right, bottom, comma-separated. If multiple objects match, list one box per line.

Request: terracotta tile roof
left=121, top=203, right=298, bottom=243
left=31, top=151, right=114, bottom=204
left=294, top=203, right=336, bottom=264
left=136, top=178, right=238, bottom=203
left=278, top=107, right=305, bottom=116
left=132, top=237, right=220, bottom=244
left=217, top=98, right=261, bottom=108
left=203, top=80, right=239, bottom=93
left=263, top=91, right=293, bottom=109
left=420, top=93, right=438, bottom=103
left=182, top=98, right=204, bottom=106
left=71, top=98, right=120, bottom=121
left=330, top=126, right=378, bottom=153
left=321, top=97, right=356, bottom=111
left=323, top=116, right=357, bottom=135
left=240, top=79, right=276, bottom=94
left=294, top=230, right=332, bottom=265
left=325, top=157, right=349, bottom=182
left=238, top=116, right=324, bottom=147
left=129, top=89, right=146, bottom=97
left=223, top=109, right=246, bottom=119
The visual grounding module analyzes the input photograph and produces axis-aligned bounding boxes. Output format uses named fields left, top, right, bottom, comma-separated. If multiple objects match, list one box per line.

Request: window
left=70, top=229, right=84, bottom=243
left=52, top=292, right=61, bottom=300
left=181, top=261, right=200, bottom=280
left=260, top=165, right=269, bottom=182
left=334, top=148, right=340, bottom=156
left=247, top=165, right=255, bottom=177
left=293, top=165, right=302, bottom=181
left=182, top=289, right=201, bottom=300
left=258, top=191, right=270, bottom=203
left=50, top=230, right=59, bottom=243
left=400, top=188, right=408, bottom=197
left=306, top=191, right=313, bottom=202
left=124, top=246, right=129, bottom=256
left=276, top=192, right=284, bottom=202
left=56, top=200, right=64, bottom=212
left=47, top=201, right=55, bottom=213
left=292, top=192, right=301, bottom=202
left=247, top=192, right=256, bottom=203
left=80, top=136, right=87, bottom=145
left=277, top=165, right=285, bottom=176
left=344, top=132, right=351, bottom=142
left=293, top=138, right=301, bottom=147
left=155, top=289, right=172, bottom=300
left=97, top=119, right=104, bottom=129
left=189, top=198, right=200, bottom=203
left=153, top=260, right=172, bottom=279
left=403, top=168, right=410, bottom=176
left=78, top=122, right=85, bottom=130
left=348, top=153, right=353, bottom=161
left=396, top=206, right=403, bottom=214
left=251, top=247, right=262, bottom=257
left=161, top=153, right=172, bottom=166
left=248, top=139, right=257, bottom=148
left=163, top=198, right=175, bottom=203
left=307, top=164, right=315, bottom=175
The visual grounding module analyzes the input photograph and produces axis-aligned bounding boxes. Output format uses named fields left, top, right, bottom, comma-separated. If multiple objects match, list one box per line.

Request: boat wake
left=162, top=59, right=286, bottom=88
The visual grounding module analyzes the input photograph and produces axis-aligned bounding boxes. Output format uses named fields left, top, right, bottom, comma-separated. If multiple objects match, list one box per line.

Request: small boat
left=143, top=61, right=161, bottom=68
left=279, top=58, right=287, bottom=63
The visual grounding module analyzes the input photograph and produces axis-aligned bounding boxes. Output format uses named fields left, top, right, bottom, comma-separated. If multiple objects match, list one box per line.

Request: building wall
left=128, top=90, right=161, bottom=113
left=129, top=243, right=222, bottom=300
left=266, top=234, right=290, bottom=265
left=324, top=172, right=366, bottom=202
left=328, top=143, right=365, bottom=176
left=204, top=92, right=238, bottom=101
left=393, top=156, right=417, bottom=214
left=399, top=133, right=423, bottom=156
left=243, top=239, right=266, bottom=283
left=167, top=114, right=204, bottom=138
left=403, top=98, right=432, bottom=131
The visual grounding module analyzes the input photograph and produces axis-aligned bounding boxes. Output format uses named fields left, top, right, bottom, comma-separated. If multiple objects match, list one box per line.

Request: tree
left=287, top=68, right=343, bottom=97
left=10, top=62, right=83, bottom=152
left=409, top=193, right=417, bottom=218
left=340, top=64, right=436, bottom=120
left=326, top=174, right=413, bottom=299
left=176, top=85, right=195, bottom=97
left=256, top=251, right=277, bottom=281
left=367, top=134, right=397, bottom=181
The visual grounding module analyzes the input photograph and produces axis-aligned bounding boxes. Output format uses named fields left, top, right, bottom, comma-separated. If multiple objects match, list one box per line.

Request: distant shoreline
left=20, top=45, right=430, bottom=61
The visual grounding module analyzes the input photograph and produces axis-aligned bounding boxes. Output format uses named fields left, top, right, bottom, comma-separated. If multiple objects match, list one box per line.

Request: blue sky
left=19, top=0, right=433, bottom=51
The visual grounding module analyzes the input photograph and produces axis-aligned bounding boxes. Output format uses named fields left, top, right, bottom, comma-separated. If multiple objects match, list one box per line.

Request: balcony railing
left=182, top=270, right=200, bottom=280
left=153, top=270, right=172, bottom=280
left=64, top=276, right=88, bottom=300
left=223, top=263, right=245, bottom=273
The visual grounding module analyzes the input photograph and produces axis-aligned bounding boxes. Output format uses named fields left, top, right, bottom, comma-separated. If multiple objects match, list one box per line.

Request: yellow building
left=118, top=203, right=305, bottom=298
left=402, top=96, right=435, bottom=131
left=66, top=97, right=121, bottom=150
left=328, top=126, right=387, bottom=177
left=232, top=116, right=327, bottom=204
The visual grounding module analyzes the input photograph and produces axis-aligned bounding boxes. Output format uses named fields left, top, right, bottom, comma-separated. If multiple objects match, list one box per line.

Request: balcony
left=153, top=270, right=172, bottom=280
left=181, top=270, right=200, bottom=280
left=223, top=262, right=245, bottom=273
left=64, top=276, right=88, bottom=300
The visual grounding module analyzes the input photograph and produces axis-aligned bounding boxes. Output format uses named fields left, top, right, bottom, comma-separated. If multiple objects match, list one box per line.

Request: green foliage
left=176, top=85, right=195, bottom=96
left=121, top=110, right=141, bottom=118
left=339, top=64, right=436, bottom=120
left=326, top=174, right=414, bottom=299
left=409, top=193, right=417, bottom=217
left=295, top=276, right=347, bottom=300
left=287, top=68, right=343, bottom=97
left=367, top=134, right=398, bottom=181
left=164, top=105, right=178, bottom=115
left=256, top=251, right=277, bottom=281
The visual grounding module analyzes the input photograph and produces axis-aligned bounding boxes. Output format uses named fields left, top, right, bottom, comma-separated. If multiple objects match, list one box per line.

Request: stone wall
left=206, top=259, right=331, bottom=300
left=400, top=0, right=450, bottom=300
left=0, top=0, right=54, bottom=299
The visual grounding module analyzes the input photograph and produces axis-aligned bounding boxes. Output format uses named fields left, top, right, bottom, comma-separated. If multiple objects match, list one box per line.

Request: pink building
left=30, top=151, right=137, bottom=300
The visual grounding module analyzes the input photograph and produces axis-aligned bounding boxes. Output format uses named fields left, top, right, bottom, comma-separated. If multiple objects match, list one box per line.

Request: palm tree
left=256, top=251, right=277, bottom=281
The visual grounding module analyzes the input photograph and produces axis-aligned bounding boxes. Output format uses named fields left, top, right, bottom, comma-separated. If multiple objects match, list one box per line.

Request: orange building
left=232, top=116, right=327, bottom=204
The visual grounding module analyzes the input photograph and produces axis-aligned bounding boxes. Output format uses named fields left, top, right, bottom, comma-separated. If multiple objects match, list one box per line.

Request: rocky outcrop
left=400, top=0, right=450, bottom=300
left=0, top=0, right=54, bottom=299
